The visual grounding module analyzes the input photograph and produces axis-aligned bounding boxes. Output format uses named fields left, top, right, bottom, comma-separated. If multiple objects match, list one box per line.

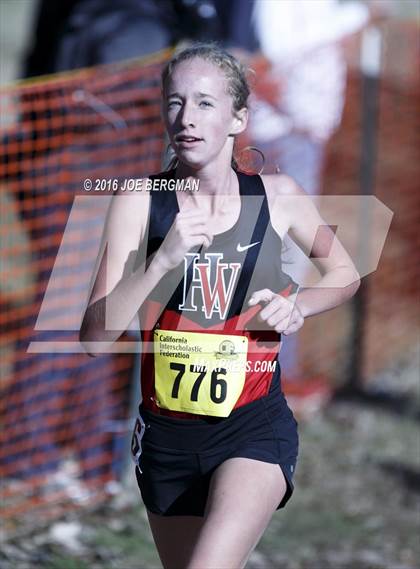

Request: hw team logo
left=179, top=253, right=241, bottom=319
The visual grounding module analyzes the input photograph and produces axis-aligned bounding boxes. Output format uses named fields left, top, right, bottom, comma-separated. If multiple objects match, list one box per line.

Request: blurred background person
left=244, top=0, right=370, bottom=381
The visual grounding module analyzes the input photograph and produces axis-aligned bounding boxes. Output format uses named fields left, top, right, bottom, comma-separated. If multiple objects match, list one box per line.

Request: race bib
left=154, top=329, right=248, bottom=417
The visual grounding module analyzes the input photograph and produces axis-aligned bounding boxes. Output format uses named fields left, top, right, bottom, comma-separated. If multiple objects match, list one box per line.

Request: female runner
left=80, top=44, right=360, bottom=569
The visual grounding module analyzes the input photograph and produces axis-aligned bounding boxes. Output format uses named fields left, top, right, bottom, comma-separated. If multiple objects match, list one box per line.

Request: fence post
left=346, top=26, right=382, bottom=393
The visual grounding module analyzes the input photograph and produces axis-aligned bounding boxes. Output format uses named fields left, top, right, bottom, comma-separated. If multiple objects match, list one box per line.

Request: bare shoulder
left=260, top=173, right=309, bottom=237
left=260, top=173, right=302, bottom=197
left=102, top=177, right=151, bottom=267
left=260, top=173, right=311, bottom=202
left=109, top=178, right=151, bottom=238
left=86, top=178, right=151, bottom=305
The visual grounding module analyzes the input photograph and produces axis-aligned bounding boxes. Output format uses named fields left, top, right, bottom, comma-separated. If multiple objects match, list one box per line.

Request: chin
left=176, top=153, right=207, bottom=170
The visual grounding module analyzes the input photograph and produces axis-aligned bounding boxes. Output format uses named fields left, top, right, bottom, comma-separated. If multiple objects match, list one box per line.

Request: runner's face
left=163, top=58, right=245, bottom=168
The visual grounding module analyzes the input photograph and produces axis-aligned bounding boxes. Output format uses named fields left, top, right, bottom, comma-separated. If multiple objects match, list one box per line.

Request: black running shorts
left=131, top=371, right=299, bottom=517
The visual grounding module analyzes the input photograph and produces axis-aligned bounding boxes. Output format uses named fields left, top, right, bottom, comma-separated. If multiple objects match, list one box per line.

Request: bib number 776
left=170, top=362, right=227, bottom=403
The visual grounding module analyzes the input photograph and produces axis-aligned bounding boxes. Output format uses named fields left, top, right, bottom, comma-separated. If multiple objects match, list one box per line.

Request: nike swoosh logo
left=236, top=241, right=261, bottom=253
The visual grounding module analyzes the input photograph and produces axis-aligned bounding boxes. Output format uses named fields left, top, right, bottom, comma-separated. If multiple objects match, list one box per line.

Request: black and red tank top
left=139, top=168, right=299, bottom=419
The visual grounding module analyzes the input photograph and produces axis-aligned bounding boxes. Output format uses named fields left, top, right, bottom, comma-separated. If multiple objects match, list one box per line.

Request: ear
left=230, top=107, right=248, bottom=136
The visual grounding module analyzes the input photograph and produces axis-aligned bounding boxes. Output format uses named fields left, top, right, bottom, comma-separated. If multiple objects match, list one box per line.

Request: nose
left=180, top=102, right=196, bottom=128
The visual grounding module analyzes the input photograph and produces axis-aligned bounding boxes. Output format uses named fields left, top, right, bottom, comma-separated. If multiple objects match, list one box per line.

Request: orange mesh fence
left=0, top=52, right=170, bottom=528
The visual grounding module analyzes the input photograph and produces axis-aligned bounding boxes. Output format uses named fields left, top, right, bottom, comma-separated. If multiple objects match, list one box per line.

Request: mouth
left=175, top=134, right=203, bottom=147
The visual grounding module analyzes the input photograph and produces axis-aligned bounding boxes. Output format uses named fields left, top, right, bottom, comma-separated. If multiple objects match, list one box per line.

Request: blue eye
left=168, top=100, right=181, bottom=108
left=200, top=101, right=213, bottom=108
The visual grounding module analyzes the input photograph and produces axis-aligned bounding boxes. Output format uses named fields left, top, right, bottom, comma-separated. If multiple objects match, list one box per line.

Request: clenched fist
left=154, top=208, right=213, bottom=272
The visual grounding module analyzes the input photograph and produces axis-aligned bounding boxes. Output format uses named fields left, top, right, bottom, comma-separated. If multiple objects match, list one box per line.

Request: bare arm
left=79, top=187, right=213, bottom=356
left=250, top=175, right=360, bottom=335
left=79, top=187, right=153, bottom=355
left=278, top=176, right=361, bottom=319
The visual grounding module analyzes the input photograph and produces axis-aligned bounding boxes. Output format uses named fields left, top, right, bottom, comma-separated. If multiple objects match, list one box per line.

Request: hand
left=153, top=208, right=213, bottom=272
left=248, top=288, right=304, bottom=335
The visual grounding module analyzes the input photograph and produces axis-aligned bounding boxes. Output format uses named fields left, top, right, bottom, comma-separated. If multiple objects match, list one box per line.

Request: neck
left=175, top=158, right=239, bottom=215
left=176, top=161, right=233, bottom=195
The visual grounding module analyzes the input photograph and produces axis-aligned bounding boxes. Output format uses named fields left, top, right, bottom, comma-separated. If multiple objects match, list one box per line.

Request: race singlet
left=154, top=330, right=249, bottom=417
